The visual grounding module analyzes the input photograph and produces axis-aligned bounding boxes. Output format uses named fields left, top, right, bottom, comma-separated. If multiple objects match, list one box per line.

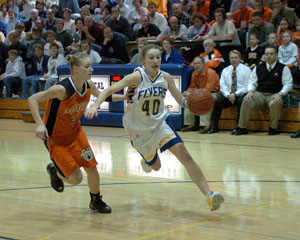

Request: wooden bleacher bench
left=0, top=99, right=299, bottom=132
left=219, top=106, right=299, bottom=133
left=0, top=99, right=46, bottom=122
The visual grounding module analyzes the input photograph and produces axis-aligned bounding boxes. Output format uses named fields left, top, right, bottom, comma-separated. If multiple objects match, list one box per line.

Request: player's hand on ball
left=36, top=124, right=49, bottom=140
left=84, top=108, right=98, bottom=120
left=183, top=91, right=190, bottom=98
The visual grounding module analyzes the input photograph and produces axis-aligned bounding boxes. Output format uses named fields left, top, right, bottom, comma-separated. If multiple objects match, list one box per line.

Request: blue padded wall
left=57, top=64, right=193, bottom=130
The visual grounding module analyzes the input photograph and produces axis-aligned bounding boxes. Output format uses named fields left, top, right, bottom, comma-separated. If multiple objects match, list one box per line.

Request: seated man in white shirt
left=208, top=50, right=251, bottom=134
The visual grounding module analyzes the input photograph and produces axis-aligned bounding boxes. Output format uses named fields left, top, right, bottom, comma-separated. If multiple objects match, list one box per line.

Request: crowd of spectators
left=0, top=0, right=299, bottom=135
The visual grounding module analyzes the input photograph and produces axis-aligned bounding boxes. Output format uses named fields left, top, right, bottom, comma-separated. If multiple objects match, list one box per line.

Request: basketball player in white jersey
left=85, top=44, right=224, bottom=211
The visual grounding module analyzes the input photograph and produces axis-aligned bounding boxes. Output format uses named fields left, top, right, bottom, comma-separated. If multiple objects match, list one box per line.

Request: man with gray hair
left=172, top=3, right=191, bottom=28
left=24, top=9, right=39, bottom=32
left=157, top=16, right=187, bottom=40
left=200, top=38, right=224, bottom=74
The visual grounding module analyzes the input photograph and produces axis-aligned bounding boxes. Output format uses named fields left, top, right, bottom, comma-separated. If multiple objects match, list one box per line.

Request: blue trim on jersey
left=131, top=139, right=158, bottom=166
left=160, top=120, right=183, bottom=153
left=142, top=66, right=162, bottom=83
left=146, top=152, right=158, bottom=166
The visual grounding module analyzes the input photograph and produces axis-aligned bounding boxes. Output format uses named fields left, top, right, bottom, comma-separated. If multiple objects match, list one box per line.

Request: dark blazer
left=24, top=19, right=33, bottom=32
left=32, top=54, right=49, bottom=75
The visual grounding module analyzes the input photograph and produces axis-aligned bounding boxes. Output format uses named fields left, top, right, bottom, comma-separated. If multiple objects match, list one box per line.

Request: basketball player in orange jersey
left=28, top=52, right=126, bottom=213
left=85, top=44, right=224, bottom=211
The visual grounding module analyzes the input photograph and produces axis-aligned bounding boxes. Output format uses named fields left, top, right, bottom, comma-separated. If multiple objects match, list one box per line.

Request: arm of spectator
left=247, top=66, right=258, bottom=92
left=277, top=46, right=283, bottom=63
left=137, top=36, right=157, bottom=41
left=284, top=45, right=298, bottom=66
left=178, top=25, right=188, bottom=38
left=4, top=61, right=23, bottom=78
left=204, top=70, right=219, bottom=93
left=280, top=66, right=293, bottom=96
left=157, top=27, right=169, bottom=40
left=186, top=71, right=198, bottom=92
left=220, top=69, right=230, bottom=98
left=94, top=51, right=102, bottom=64
left=82, top=26, right=96, bottom=43
left=206, top=33, right=234, bottom=42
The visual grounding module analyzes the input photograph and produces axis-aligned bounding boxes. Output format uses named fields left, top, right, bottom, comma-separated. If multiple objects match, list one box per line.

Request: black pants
left=211, top=93, right=245, bottom=127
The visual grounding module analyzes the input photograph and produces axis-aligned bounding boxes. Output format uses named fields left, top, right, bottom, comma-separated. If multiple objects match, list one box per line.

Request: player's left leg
left=169, top=142, right=224, bottom=211
left=84, top=167, right=111, bottom=214
left=169, top=142, right=210, bottom=195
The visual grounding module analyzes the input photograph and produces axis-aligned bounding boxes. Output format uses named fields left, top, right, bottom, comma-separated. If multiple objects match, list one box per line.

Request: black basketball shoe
left=46, top=163, right=64, bottom=193
left=89, top=196, right=112, bottom=213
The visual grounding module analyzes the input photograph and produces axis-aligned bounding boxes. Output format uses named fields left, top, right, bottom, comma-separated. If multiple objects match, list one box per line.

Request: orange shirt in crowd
left=249, top=7, right=272, bottom=23
left=192, top=0, right=210, bottom=18
left=199, top=49, right=224, bottom=69
left=147, top=0, right=168, bottom=18
left=232, top=6, right=254, bottom=29
left=190, top=49, right=224, bottom=70
left=187, top=66, right=220, bottom=93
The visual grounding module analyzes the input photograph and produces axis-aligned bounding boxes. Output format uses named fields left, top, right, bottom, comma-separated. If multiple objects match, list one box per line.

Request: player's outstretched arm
left=88, top=79, right=127, bottom=102
left=28, top=85, right=67, bottom=140
left=85, top=71, right=141, bottom=119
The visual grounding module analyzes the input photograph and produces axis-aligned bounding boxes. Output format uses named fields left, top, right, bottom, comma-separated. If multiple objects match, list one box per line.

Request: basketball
left=187, top=89, right=214, bottom=115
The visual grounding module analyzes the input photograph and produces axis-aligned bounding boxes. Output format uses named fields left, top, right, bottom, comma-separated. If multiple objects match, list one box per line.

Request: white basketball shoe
left=141, top=159, right=152, bottom=173
left=206, top=191, right=224, bottom=211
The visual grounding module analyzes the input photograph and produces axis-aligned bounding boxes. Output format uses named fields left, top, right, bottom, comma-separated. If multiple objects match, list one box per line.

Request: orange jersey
left=192, top=0, right=210, bottom=18
left=232, top=7, right=254, bottom=29
left=43, top=77, right=91, bottom=137
left=249, top=7, right=272, bottom=23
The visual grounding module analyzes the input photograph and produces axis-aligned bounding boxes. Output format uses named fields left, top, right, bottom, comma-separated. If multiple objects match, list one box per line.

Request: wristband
left=181, top=98, right=186, bottom=107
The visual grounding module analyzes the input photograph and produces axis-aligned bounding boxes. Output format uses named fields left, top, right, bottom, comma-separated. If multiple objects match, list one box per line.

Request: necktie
left=231, top=67, right=237, bottom=93
left=268, top=64, right=272, bottom=72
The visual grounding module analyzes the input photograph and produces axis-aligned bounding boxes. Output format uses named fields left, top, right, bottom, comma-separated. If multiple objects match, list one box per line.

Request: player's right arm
left=85, top=71, right=141, bottom=119
left=28, top=85, right=67, bottom=140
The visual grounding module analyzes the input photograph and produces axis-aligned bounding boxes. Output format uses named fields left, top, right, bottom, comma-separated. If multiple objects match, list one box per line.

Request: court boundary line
left=1, top=127, right=300, bottom=151
left=133, top=198, right=295, bottom=240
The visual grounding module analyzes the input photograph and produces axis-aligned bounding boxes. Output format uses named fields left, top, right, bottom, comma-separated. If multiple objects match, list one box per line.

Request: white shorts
left=128, top=120, right=182, bottom=165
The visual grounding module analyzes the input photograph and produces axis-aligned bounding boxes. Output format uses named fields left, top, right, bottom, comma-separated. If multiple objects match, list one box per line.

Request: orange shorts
left=46, top=127, right=97, bottom=178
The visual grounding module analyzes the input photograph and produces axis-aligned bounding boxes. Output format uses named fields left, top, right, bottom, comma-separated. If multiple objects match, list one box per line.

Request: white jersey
left=123, top=66, right=169, bottom=132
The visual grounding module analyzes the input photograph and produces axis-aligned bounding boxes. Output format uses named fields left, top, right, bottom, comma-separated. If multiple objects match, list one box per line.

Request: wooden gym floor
left=0, top=119, right=299, bottom=240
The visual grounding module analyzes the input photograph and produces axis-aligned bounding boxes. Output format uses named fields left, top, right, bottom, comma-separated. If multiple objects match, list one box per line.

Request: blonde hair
left=229, top=49, right=242, bottom=58
left=66, top=52, right=90, bottom=69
